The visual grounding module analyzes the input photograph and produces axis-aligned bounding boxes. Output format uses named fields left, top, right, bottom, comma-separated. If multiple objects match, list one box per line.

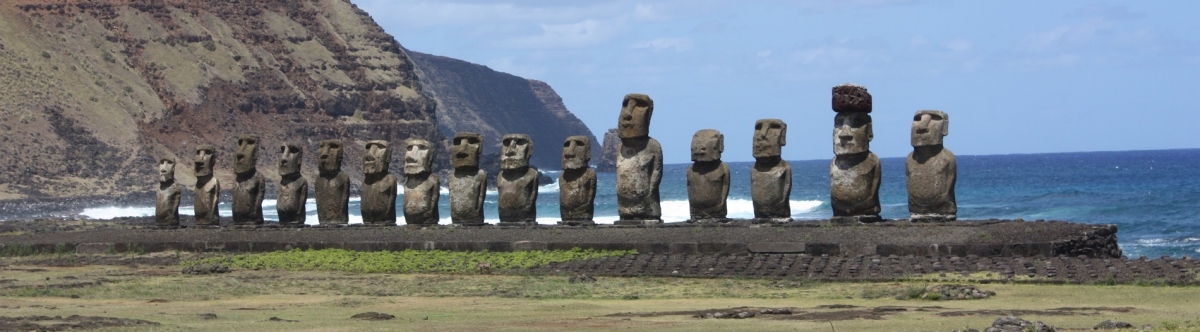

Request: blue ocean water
left=81, top=149, right=1200, bottom=258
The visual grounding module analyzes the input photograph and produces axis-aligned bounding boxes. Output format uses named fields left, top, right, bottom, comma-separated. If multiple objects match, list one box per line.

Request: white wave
left=80, top=206, right=156, bottom=219
left=538, top=180, right=559, bottom=193
left=659, top=199, right=824, bottom=220
left=1133, top=237, right=1200, bottom=247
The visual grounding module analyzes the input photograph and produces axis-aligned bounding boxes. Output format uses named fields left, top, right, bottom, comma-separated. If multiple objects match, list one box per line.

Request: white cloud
left=631, top=38, right=694, bottom=52
left=503, top=19, right=624, bottom=49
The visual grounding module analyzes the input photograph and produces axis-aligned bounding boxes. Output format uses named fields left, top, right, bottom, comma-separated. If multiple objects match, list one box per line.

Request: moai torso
left=232, top=135, right=265, bottom=225
left=907, top=110, right=957, bottom=221
left=155, top=156, right=181, bottom=227
left=829, top=84, right=881, bottom=222
left=559, top=136, right=596, bottom=225
left=361, top=140, right=397, bottom=225
left=687, top=129, right=729, bottom=221
left=615, top=94, right=663, bottom=224
left=276, top=142, right=308, bottom=225
left=497, top=134, right=538, bottom=225
left=403, top=138, right=440, bottom=225
left=751, top=119, right=792, bottom=221
left=315, top=140, right=349, bottom=225
left=449, top=132, right=487, bottom=225
left=192, top=145, right=221, bottom=226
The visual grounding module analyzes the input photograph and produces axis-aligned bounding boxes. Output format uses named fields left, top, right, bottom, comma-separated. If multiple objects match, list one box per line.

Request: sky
left=355, top=0, right=1200, bottom=164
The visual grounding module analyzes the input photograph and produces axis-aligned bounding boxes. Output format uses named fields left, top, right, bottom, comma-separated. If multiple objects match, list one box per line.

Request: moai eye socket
left=770, top=123, right=782, bottom=129
left=929, top=114, right=943, bottom=121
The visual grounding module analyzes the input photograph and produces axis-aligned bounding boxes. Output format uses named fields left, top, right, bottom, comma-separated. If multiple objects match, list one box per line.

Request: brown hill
left=0, top=0, right=594, bottom=202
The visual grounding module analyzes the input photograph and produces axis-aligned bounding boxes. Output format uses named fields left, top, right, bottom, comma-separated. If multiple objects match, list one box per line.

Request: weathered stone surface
left=560, top=136, right=596, bottom=225
left=688, top=129, right=729, bottom=221
left=830, top=104, right=881, bottom=222
left=832, top=83, right=872, bottom=113
left=747, top=242, right=805, bottom=254
left=155, top=156, right=181, bottom=227
left=907, top=110, right=957, bottom=222
left=616, top=94, right=663, bottom=224
left=192, top=145, right=220, bottom=226
left=276, top=143, right=307, bottom=225
left=498, top=134, right=538, bottom=225
left=361, top=140, right=396, bottom=225
left=403, top=138, right=440, bottom=225
left=315, top=140, right=349, bottom=225
left=450, top=132, right=487, bottom=225
left=751, top=119, right=791, bottom=221
left=232, top=135, right=265, bottom=225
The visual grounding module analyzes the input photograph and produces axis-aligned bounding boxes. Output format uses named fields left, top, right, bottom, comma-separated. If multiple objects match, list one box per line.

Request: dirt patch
left=0, top=315, right=159, bottom=331
left=351, top=312, right=395, bottom=321
left=607, top=305, right=916, bottom=322
left=937, top=306, right=1134, bottom=317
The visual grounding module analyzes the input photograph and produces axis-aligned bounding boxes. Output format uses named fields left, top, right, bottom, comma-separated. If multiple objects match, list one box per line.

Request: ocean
left=80, top=149, right=1200, bottom=258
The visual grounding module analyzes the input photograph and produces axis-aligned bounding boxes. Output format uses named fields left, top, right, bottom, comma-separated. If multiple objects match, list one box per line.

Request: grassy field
left=1, top=252, right=1199, bottom=331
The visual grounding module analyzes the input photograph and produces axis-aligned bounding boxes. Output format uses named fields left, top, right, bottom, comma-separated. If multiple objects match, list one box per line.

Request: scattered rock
left=147, top=299, right=169, bottom=303
left=569, top=274, right=596, bottom=283
left=267, top=317, right=298, bottom=322
left=351, top=312, right=395, bottom=321
left=758, top=308, right=792, bottom=315
left=1093, top=320, right=1133, bottom=330
left=984, top=316, right=1054, bottom=332
left=0, top=315, right=159, bottom=331
left=182, top=264, right=229, bottom=275
left=915, top=284, right=995, bottom=301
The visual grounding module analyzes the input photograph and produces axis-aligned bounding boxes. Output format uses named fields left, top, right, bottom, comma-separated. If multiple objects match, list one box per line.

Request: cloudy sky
left=356, top=0, right=1200, bottom=164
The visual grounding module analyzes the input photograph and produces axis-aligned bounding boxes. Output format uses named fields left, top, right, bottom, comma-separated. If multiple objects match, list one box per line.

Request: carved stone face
left=363, top=140, right=392, bottom=176
left=451, top=132, right=483, bottom=169
left=501, top=134, right=533, bottom=170
left=234, top=135, right=259, bottom=174
left=753, top=119, right=787, bottom=159
left=317, top=140, right=344, bottom=174
left=158, top=156, right=176, bottom=183
left=561, top=136, right=591, bottom=170
left=403, top=138, right=433, bottom=175
left=193, top=145, right=216, bottom=177
left=618, top=94, right=654, bottom=139
left=278, top=143, right=302, bottom=177
left=833, top=112, right=873, bottom=155
left=691, top=129, right=724, bottom=162
left=911, top=110, right=949, bottom=147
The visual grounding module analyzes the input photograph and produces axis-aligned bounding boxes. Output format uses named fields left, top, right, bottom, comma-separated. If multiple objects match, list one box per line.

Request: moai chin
left=232, top=135, right=265, bottom=225
left=615, top=93, right=663, bottom=225
left=829, top=84, right=882, bottom=223
left=361, top=140, right=397, bottom=225
left=558, top=136, right=597, bottom=225
left=687, top=129, right=730, bottom=222
left=751, top=119, right=792, bottom=222
left=497, top=134, right=538, bottom=226
left=315, top=140, right=349, bottom=225
left=192, top=144, right=221, bottom=226
left=403, top=138, right=440, bottom=226
left=276, top=142, right=308, bottom=226
left=155, top=156, right=181, bottom=227
left=449, top=132, right=487, bottom=225
left=907, top=110, right=957, bottom=221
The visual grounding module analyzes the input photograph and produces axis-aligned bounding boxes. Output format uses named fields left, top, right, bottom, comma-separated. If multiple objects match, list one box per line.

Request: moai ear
left=717, top=133, right=725, bottom=153
left=866, top=122, right=874, bottom=142
left=779, top=123, right=787, bottom=147
left=942, top=113, right=950, bottom=137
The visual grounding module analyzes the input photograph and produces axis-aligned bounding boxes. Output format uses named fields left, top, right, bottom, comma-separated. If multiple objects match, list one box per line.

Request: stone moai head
left=831, top=84, right=874, bottom=156
left=911, top=110, right=949, bottom=147
left=158, top=156, right=176, bottom=183
left=753, top=119, right=787, bottom=159
left=317, top=140, right=344, bottom=174
left=618, top=93, right=654, bottom=139
left=193, top=144, right=216, bottom=177
left=278, top=142, right=303, bottom=178
left=363, top=140, right=392, bottom=176
left=691, top=129, right=724, bottom=163
left=561, top=136, right=591, bottom=170
left=404, top=138, right=434, bottom=175
left=451, top=132, right=483, bottom=169
left=234, top=135, right=259, bottom=175
left=501, top=134, right=533, bottom=170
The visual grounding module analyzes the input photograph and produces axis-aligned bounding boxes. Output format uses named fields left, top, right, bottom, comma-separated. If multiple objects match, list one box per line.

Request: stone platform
left=0, top=219, right=1120, bottom=258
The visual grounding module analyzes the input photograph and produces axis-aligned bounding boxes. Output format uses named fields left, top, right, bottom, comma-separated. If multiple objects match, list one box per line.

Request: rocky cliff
left=0, top=0, right=593, bottom=201
left=408, top=51, right=598, bottom=170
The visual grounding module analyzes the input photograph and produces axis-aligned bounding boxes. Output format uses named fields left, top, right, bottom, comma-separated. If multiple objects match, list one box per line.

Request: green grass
left=180, top=248, right=636, bottom=274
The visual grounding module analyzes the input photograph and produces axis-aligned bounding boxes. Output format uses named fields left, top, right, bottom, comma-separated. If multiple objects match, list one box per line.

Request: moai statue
left=361, top=140, right=397, bottom=225
left=829, top=84, right=882, bottom=223
left=615, top=93, right=663, bottom=225
left=907, top=110, right=957, bottom=221
left=687, top=129, right=730, bottom=222
left=155, top=156, right=181, bottom=227
left=192, top=145, right=221, bottom=226
left=232, top=135, right=265, bottom=225
left=751, top=119, right=792, bottom=223
left=497, top=134, right=538, bottom=226
left=315, top=140, right=349, bottom=225
left=558, top=136, right=596, bottom=225
left=449, top=132, right=486, bottom=225
left=276, top=142, right=308, bottom=226
left=403, top=138, right=440, bottom=225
